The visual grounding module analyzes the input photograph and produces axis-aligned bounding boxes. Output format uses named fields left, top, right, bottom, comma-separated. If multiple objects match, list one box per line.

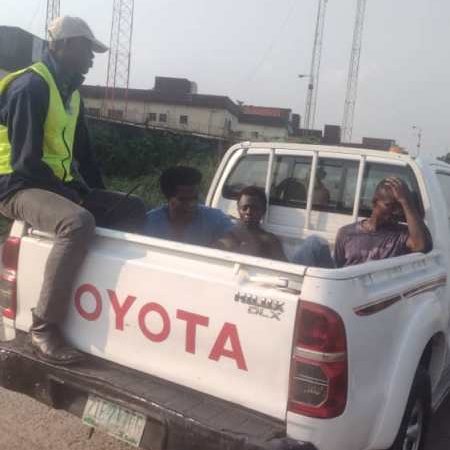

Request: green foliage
left=90, top=121, right=223, bottom=209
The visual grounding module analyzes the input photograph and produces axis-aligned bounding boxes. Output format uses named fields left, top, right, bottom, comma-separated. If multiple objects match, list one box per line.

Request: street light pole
left=412, top=125, right=422, bottom=154
left=298, top=74, right=311, bottom=131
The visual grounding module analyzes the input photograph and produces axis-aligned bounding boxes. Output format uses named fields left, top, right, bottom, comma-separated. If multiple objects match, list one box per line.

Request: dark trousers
left=0, top=188, right=146, bottom=323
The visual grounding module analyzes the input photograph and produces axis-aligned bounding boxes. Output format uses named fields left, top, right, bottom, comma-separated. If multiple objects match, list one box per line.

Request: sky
left=2, top=0, right=450, bottom=158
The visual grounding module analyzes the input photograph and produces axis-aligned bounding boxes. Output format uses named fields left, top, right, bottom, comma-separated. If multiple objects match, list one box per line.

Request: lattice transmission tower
left=303, top=0, right=329, bottom=131
left=45, top=0, right=60, bottom=39
left=104, top=0, right=135, bottom=116
left=342, top=0, right=368, bottom=142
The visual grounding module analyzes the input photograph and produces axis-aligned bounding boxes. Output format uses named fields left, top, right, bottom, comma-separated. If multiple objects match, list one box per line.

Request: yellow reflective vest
left=0, top=62, right=80, bottom=181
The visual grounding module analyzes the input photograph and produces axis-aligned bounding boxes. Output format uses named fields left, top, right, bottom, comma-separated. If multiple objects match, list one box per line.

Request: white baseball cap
left=48, top=16, right=109, bottom=53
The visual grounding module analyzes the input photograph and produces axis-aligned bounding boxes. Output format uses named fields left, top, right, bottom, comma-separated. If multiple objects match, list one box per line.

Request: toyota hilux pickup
left=0, top=142, right=449, bottom=450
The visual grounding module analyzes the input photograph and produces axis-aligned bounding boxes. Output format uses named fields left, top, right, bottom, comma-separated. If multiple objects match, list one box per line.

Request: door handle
left=247, top=275, right=289, bottom=288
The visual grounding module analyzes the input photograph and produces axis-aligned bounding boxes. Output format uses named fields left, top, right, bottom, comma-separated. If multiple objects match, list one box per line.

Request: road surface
left=0, top=388, right=131, bottom=450
left=0, top=387, right=449, bottom=449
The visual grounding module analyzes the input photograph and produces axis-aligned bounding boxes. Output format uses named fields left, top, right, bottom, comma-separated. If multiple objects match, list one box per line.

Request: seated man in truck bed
left=215, top=186, right=287, bottom=261
left=334, top=177, right=432, bottom=267
left=144, top=166, right=233, bottom=246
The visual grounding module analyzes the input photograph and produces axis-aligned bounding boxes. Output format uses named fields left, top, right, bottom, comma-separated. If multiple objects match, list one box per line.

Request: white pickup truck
left=0, top=142, right=449, bottom=450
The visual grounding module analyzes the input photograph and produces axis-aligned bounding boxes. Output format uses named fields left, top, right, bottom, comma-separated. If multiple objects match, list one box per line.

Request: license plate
left=82, top=395, right=146, bottom=447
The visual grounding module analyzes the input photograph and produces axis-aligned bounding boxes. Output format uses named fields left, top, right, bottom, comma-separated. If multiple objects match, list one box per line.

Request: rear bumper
left=0, top=332, right=316, bottom=450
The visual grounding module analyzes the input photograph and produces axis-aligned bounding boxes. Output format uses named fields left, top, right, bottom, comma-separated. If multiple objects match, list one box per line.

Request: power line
left=45, top=0, right=60, bottom=39
left=235, top=0, right=297, bottom=89
left=28, top=0, right=45, bottom=33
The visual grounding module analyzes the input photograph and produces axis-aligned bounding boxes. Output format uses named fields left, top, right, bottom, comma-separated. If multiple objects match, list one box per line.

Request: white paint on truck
left=15, top=230, right=303, bottom=420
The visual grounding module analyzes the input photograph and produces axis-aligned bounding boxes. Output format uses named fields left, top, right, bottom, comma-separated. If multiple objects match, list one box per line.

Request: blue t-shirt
left=143, top=205, right=234, bottom=246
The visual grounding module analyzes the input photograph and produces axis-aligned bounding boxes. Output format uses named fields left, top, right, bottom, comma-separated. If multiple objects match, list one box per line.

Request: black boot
left=30, top=313, right=84, bottom=365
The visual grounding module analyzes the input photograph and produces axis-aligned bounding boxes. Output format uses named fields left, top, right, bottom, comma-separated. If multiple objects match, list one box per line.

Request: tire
left=388, top=366, right=431, bottom=450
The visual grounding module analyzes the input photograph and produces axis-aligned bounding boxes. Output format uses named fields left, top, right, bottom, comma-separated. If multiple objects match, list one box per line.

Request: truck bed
left=14, top=227, right=304, bottom=420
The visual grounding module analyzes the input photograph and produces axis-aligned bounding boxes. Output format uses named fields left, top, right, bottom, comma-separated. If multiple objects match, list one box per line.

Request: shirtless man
left=216, top=186, right=286, bottom=261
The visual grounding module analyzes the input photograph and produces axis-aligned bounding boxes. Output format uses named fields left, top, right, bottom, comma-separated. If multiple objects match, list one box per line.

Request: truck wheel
left=389, top=367, right=431, bottom=450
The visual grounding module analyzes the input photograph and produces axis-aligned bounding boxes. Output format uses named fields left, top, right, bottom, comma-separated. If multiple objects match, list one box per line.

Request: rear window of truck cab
left=222, top=153, right=424, bottom=218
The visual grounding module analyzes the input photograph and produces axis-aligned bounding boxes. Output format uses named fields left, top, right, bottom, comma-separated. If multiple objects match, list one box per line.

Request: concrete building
left=81, top=77, right=298, bottom=141
left=361, top=137, right=396, bottom=151
left=235, top=105, right=293, bottom=141
left=0, top=26, right=44, bottom=78
left=81, top=77, right=240, bottom=139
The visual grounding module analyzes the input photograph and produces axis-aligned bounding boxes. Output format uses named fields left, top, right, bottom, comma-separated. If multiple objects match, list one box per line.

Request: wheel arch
left=420, top=332, right=446, bottom=393
left=368, top=298, right=444, bottom=449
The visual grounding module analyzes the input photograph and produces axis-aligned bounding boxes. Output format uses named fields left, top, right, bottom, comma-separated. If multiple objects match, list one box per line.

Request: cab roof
left=232, top=141, right=428, bottom=164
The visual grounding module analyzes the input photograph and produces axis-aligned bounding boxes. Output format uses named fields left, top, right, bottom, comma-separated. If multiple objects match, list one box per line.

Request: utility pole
left=45, top=0, right=60, bottom=39
left=412, top=125, right=422, bottom=154
left=342, top=0, right=368, bottom=142
left=104, top=0, right=135, bottom=118
left=303, top=0, right=329, bottom=131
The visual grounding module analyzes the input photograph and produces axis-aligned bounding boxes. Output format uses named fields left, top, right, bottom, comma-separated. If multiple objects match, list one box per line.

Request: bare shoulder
left=215, top=226, right=243, bottom=249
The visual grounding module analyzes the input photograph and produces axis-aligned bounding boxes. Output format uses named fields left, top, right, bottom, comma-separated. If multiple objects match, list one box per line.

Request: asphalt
left=0, top=388, right=131, bottom=450
left=0, top=386, right=448, bottom=450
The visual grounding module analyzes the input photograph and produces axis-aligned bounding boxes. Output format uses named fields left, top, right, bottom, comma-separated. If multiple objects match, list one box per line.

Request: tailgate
left=0, top=331, right=290, bottom=450
left=15, top=229, right=303, bottom=420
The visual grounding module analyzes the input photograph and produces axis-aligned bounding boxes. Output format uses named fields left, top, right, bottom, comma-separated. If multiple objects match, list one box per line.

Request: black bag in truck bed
left=0, top=331, right=315, bottom=450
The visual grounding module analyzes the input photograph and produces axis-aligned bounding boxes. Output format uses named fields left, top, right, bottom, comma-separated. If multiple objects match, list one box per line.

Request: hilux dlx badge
left=234, top=292, right=285, bottom=320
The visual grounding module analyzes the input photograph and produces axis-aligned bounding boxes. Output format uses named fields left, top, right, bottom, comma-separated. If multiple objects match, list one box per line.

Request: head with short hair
left=373, top=179, right=391, bottom=198
left=160, top=166, right=202, bottom=224
left=47, top=16, right=108, bottom=75
left=237, top=186, right=267, bottom=228
left=371, top=178, right=403, bottom=224
left=160, top=166, right=202, bottom=199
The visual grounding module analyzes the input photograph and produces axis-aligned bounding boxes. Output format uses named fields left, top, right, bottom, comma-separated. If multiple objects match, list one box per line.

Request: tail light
left=288, top=300, right=347, bottom=419
left=0, top=237, right=21, bottom=319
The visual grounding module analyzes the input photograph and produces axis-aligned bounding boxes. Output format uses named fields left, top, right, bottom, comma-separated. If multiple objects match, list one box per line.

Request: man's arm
left=385, top=177, right=432, bottom=253
left=72, top=100, right=105, bottom=190
left=267, top=234, right=287, bottom=262
left=214, top=226, right=246, bottom=252
left=209, top=209, right=234, bottom=243
left=6, top=75, right=81, bottom=203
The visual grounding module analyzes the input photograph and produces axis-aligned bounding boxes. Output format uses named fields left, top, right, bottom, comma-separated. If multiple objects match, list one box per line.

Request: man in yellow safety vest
left=0, top=16, right=146, bottom=365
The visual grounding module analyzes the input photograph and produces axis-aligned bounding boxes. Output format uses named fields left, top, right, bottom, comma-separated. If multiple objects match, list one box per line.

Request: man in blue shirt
left=144, top=166, right=233, bottom=246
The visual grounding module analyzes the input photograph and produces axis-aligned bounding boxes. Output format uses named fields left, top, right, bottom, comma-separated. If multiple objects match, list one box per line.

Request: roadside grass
left=93, top=121, right=223, bottom=209
left=106, top=155, right=219, bottom=210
